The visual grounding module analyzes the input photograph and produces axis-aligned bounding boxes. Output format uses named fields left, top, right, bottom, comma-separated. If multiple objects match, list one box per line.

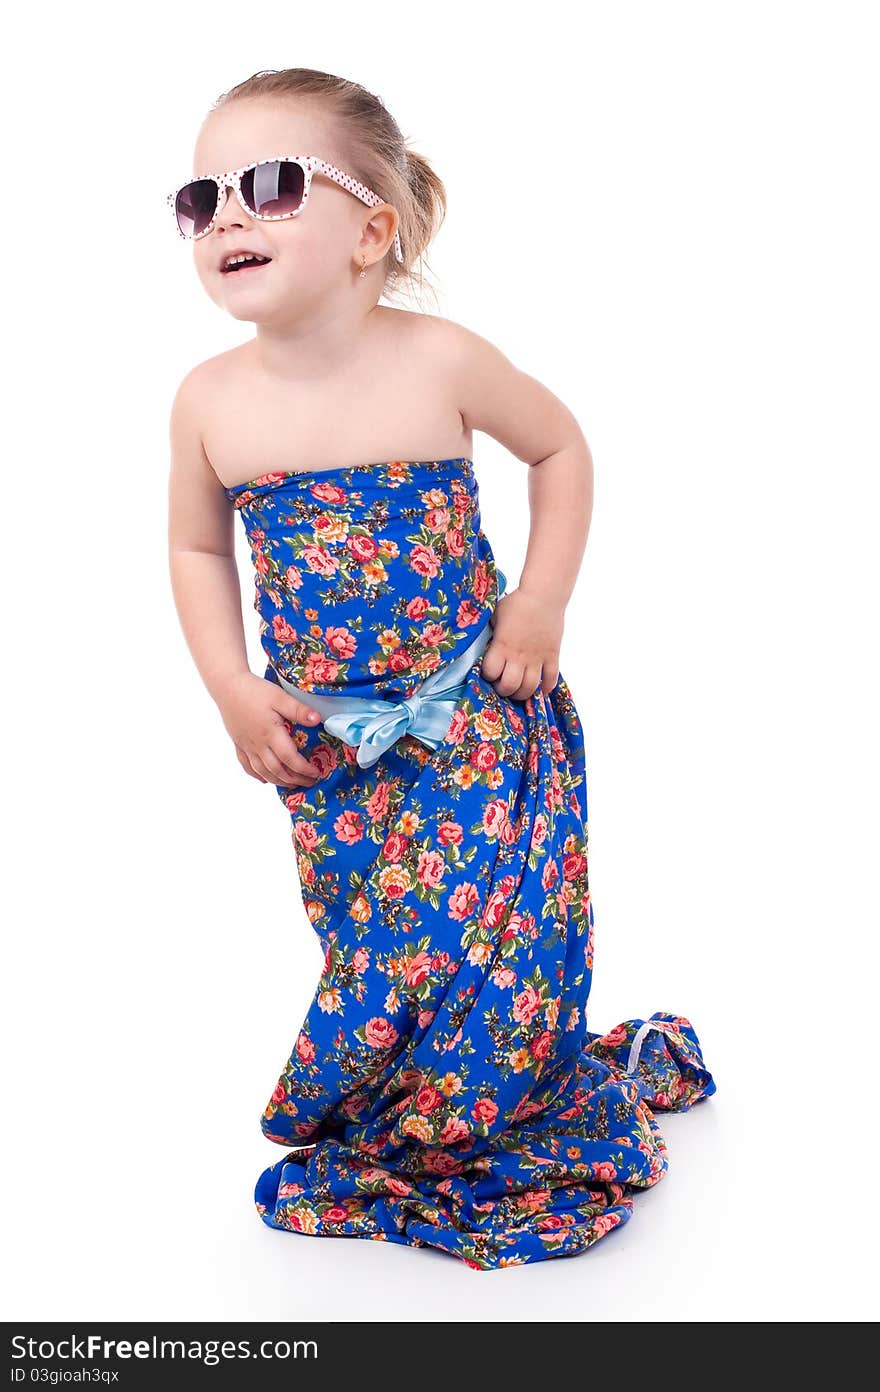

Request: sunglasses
left=166, top=152, right=404, bottom=262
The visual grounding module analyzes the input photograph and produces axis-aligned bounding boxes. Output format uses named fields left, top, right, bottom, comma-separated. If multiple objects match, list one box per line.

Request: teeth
left=223, top=253, right=270, bottom=270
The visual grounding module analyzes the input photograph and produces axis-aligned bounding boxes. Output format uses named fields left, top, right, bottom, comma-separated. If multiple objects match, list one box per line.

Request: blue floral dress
left=225, top=457, right=715, bottom=1270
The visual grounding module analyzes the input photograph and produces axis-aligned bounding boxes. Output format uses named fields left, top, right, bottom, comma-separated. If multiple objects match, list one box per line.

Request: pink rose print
left=347, top=533, right=380, bottom=563
left=305, top=653, right=341, bottom=685
left=481, top=890, right=508, bottom=931
left=309, top=744, right=338, bottom=779
left=416, top=1086, right=443, bottom=1114
left=334, top=809, right=364, bottom=845
left=592, top=1161, right=618, bottom=1181
left=302, top=544, right=339, bottom=577
left=456, top=599, right=482, bottom=628
left=472, top=564, right=491, bottom=603
left=448, top=881, right=480, bottom=923
left=471, top=743, right=498, bottom=771
left=531, top=1031, right=553, bottom=1060
left=409, top=543, right=441, bottom=578
left=325, top=626, right=357, bottom=659
left=382, top=832, right=409, bottom=863
left=364, top=1017, right=399, bottom=1050
left=513, top=986, right=543, bottom=1026
left=440, top=1117, right=471, bottom=1146
left=601, top=1023, right=629, bottom=1047
left=403, top=952, right=432, bottom=988
left=388, top=648, right=412, bottom=673
left=483, top=800, right=509, bottom=837
left=530, top=814, right=549, bottom=847
left=445, top=709, right=470, bottom=745
left=563, top=852, right=587, bottom=881
left=421, top=622, right=448, bottom=647
left=424, top=507, right=451, bottom=533
left=445, top=526, right=466, bottom=557
left=310, top=481, right=348, bottom=504
left=437, top=821, right=463, bottom=845
left=294, top=820, right=319, bottom=853
left=416, top=850, right=445, bottom=890
left=366, top=782, right=391, bottom=819
left=272, top=616, right=298, bottom=643
left=472, top=1098, right=499, bottom=1125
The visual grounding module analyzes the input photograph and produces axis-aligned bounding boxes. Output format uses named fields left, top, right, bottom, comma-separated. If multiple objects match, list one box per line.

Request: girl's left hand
left=479, top=588, right=564, bottom=701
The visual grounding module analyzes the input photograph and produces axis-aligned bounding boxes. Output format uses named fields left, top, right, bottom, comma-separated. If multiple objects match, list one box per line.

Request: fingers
left=480, top=642, right=522, bottom=696
left=246, top=751, right=282, bottom=784
left=279, top=691, right=322, bottom=728
left=495, top=660, right=527, bottom=698
left=266, top=731, right=324, bottom=787
left=247, top=746, right=321, bottom=788
left=478, top=639, right=507, bottom=684
left=261, top=692, right=325, bottom=786
left=238, top=711, right=325, bottom=789
left=512, top=664, right=544, bottom=701
left=480, top=645, right=541, bottom=701
left=482, top=643, right=559, bottom=701
left=228, top=682, right=326, bottom=788
left=235, top=745, right=267, bottom=783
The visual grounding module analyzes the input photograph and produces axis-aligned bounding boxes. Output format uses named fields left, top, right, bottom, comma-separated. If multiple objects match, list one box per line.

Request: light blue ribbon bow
left=275, top=569, right=507, bottom=768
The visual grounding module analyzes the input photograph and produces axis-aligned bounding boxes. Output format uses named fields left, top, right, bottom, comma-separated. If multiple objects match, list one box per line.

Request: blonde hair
left=209, top=67, right=448, bottom=308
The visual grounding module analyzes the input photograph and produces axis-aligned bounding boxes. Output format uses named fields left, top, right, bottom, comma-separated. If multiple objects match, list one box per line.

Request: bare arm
left=167, top=368, right=323, bottom=787
left=445, top=322, right=593, bottom=698
left=167, top=370, right=250, bottom=704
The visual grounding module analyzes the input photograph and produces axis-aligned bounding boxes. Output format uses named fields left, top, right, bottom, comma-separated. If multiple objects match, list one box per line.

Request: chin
left=221, top=302, right=266, bottom=323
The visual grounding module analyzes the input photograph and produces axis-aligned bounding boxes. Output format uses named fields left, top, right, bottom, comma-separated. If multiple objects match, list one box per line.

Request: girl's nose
left=214, top=184, right=250, bottom=229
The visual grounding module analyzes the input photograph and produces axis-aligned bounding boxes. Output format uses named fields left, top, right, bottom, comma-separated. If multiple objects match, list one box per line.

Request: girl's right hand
left=217, top=672, right=325, bottom=788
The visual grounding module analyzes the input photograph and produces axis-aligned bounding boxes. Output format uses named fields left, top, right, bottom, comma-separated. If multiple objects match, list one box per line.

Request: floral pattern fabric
left=226, top=457, right=715, bottom=1270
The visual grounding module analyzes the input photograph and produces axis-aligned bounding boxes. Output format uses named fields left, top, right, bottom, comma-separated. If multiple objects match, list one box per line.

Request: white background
left=4, top=0, right=878, bottom=1322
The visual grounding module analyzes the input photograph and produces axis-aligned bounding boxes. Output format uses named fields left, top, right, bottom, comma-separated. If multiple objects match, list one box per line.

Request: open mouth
left=221, top=255, right=272, bottom=275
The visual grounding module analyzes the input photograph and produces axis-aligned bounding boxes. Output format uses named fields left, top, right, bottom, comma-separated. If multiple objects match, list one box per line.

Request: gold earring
left=359, top=255, right=367, bottom=279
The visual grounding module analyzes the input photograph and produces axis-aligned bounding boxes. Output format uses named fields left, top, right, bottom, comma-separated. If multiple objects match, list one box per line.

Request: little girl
left=167, top=66, right=715, bottom=1271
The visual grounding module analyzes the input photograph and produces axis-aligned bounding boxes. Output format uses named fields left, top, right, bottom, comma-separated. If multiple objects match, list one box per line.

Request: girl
left=167, top=67, right=715, bottom=1271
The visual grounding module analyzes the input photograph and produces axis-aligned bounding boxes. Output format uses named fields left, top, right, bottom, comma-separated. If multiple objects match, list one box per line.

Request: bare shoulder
left=169, top=344, right=252, bottom=462
left=170, top=343, right=248, bottom=415
left=382, top=307, right=494, bottom=364
left=169, top=348, right=241, bottom=491
left=395, top=312, right=588, bottom=465
left=395, top=311, right=525, bottom=395
left=380, top=308, right=516, bottom=398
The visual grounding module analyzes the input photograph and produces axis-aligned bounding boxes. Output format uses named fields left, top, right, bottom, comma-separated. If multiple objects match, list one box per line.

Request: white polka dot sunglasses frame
left=166, top=153, right=404, bottom=263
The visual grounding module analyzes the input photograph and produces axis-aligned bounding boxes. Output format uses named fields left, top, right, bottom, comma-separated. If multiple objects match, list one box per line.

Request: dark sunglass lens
left=175, top=180, right=219, bottom=237
left=241, top=160, right=305, bottom=217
